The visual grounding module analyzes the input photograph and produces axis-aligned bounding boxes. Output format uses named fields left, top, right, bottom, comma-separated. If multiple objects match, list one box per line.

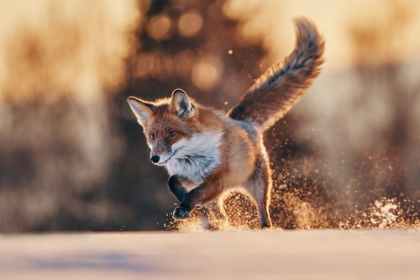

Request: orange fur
left=127, top=18, right=325, bottom=229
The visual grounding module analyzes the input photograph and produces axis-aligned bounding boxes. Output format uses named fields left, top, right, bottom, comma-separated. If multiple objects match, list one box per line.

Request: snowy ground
left=1, top=230, right=419, bottom=279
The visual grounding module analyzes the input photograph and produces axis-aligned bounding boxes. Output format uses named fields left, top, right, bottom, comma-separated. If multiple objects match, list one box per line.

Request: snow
left=1, top=230, right=420, bottom=279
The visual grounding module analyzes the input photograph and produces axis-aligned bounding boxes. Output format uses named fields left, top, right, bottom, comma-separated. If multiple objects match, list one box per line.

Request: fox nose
left=150, top=155, right=160, bottom=163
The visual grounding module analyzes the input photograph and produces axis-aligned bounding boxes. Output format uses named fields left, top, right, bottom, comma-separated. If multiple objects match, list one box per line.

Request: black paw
left=260, top=222, right=272, bottom=229
left=172, top=206, right=190, bottom=220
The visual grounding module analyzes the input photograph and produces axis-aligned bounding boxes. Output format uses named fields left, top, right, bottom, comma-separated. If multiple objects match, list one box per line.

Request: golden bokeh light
left=191, top=55, right=223, bottom=91
left=147, top=14, right=173, bottom=41
left=178, top=10, right=203, bottom=37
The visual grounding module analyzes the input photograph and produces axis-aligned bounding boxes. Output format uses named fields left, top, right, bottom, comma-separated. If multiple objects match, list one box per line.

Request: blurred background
left=0, top=0, right=419, bottom=232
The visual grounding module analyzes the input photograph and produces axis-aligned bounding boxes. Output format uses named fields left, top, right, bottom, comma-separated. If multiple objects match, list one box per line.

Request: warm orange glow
left=0, top=0, right=419, bottom=232
left=1, top=0, right=420, bottom=103
left=224, top=0, right=420, bottom=70
left=0, top=0, right=140, bottom=104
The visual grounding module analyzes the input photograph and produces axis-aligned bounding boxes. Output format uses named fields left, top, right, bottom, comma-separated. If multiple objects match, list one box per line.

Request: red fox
left=127, top=18, right=324, bottom=229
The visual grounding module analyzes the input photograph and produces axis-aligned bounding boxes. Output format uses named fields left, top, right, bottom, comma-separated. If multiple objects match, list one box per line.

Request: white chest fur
left=166, top=130, right=223, bottom=184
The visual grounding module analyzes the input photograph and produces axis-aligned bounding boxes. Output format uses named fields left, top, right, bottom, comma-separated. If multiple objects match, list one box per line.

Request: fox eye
left=150, top=134, right=155, bottom=140
left=168, top=131, right=177, bottom=138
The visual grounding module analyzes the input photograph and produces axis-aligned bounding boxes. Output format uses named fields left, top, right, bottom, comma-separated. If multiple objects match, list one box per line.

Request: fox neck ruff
left=165, top=130, right=223, bottom=184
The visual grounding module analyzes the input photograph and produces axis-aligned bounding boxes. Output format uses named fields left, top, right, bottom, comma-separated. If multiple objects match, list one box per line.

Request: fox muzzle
left=150, top=155, right=160, bottom=163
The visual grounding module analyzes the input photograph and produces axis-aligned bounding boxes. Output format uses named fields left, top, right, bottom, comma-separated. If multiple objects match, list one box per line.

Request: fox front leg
left=172, top=175, right=223, bottom=220
left=168, top=175, right=188, bottom=203
left=168, top=175, right=190, bottom=220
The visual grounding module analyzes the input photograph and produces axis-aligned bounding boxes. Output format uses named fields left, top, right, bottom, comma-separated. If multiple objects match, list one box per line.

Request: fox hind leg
left=201, top=199, right=227, bottom=230
left=244, top=156, right=272, bottom=229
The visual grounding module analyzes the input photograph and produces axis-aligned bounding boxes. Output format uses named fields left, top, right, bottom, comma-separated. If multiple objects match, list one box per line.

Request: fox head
left=127, top=89, right=198, bottom=166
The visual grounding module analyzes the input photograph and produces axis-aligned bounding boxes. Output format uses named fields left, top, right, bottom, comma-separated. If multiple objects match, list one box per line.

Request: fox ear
left=170, top=89, right=195, bottom=119
left=127, top=96, right=156, bottom=126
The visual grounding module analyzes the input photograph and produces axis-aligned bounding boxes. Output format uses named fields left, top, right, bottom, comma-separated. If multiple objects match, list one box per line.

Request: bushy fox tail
left=228, top=18, right=325, bottom=132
